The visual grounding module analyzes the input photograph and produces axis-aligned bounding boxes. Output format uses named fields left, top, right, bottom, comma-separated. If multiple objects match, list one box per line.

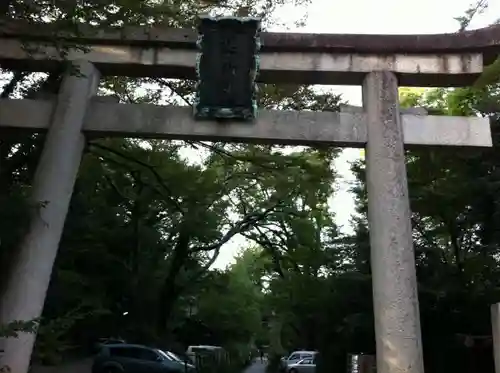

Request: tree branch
left=152, top=77, right=193, bottom=107
left=191, top=202, right=282, bottom=253
left=187, top=141, right=282, bottom=172
left=89, top=142, right=184, bottom=214
left=1, top=71, right=27, bottom=98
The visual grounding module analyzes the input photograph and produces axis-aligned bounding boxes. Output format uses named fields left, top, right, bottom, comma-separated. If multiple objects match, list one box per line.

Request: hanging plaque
left=194, top=16, right=261, bottom=121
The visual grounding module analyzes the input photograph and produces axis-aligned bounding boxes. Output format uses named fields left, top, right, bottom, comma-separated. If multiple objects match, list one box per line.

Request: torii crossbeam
left=0, top=20, right=499, bottom=373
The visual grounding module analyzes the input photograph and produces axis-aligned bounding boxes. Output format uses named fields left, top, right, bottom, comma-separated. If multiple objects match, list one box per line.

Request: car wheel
left=289, top=369, right=298, bottom=373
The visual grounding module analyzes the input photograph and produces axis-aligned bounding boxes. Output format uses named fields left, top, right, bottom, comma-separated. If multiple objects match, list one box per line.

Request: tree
left=9, top=3, right=500, bottom=373
left=190, top=251, right=265, bottom=348
left=0, top=0, right=343, bottom=365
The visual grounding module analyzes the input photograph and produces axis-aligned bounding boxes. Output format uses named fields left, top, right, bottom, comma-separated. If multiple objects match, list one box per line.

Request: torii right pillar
left=363, top=71, right=424, bottom=373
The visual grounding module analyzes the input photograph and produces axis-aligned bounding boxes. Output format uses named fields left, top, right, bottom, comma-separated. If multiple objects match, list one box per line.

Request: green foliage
left=1, top=37, right=342, bottom=368
left=474, top=57, right=500, bottom=90
left=0, top=0, right=338, bottom=367
left=454, top=0, right=489, bottom=31
left=0, top=320, right=39, bottom=338
left=256, top=79, right=500, bottom=373
left=4, top=3, right=500, bottom=373
left=34, top=306, right=110, bottom=365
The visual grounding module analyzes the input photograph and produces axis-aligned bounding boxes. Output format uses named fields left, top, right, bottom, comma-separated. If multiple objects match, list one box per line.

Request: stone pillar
left=0, top=60, right=99, bottom=373
left=363, top=71, right=424, bottom=373
left=491, top=303, right=500, bottom=373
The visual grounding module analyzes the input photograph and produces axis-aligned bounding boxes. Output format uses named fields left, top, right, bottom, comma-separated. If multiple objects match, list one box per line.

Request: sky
left=209, top=0, right=500, bottom=269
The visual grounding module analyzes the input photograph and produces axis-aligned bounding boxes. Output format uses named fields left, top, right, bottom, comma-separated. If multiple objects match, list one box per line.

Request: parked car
left=280, top=350, right=317, bottom=371
left=185, top=345, right=226, bottom=365
left=92, top=343, right=196, bottom=373
left=163, top=351, right=186, bottom=364
left=287, top=358, right=316, bottom=373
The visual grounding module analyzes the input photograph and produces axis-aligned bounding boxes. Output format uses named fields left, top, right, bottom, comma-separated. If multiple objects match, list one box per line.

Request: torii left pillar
left=0, top=60, right=99, bottom=373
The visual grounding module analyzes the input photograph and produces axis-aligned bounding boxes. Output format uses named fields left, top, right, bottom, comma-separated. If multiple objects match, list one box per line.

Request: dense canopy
left=1, top=1, right=500, bottom=373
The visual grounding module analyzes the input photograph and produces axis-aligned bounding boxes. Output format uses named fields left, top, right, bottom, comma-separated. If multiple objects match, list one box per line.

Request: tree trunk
left=157, top=226, right=191, bottom=334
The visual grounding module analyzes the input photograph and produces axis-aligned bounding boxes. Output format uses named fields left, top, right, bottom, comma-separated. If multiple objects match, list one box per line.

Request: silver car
left=282, top=350, right=316, bottom=368
left=288, top=357, right=316, bottom=373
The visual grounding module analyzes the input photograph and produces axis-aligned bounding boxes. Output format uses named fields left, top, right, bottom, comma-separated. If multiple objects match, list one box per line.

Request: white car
left=185, top=345, right=225, bottom=364
left=282, top=351, right=317, bottom=368
left=288, top=358, right=316, bottom=373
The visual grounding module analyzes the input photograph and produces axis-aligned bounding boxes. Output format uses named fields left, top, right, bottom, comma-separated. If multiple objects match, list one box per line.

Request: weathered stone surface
left=0, top=99, right=492, bottom=147
left=0, top=38, right=484, bottom=86
left=363, top=71, right=424, bottom=373
left=1, top=20, right=499, bottom=61
left=0, top=62, right=100, bottom=373
left=340, top=104, right=428, bottom=115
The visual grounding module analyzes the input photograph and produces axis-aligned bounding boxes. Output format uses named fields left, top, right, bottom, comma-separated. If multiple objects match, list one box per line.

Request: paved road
left=31, top=357, right=269, bottom=373
left=243, top=359, right=268, bottom=373
left=30, top=358, right=92, bottom=373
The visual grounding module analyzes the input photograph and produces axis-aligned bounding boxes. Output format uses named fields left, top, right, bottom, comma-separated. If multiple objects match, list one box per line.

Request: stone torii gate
left=0, top=20, right=498, bottom=373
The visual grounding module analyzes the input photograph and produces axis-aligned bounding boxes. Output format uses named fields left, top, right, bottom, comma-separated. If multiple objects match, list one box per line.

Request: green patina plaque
left=194, top=16, right=261, bottom=121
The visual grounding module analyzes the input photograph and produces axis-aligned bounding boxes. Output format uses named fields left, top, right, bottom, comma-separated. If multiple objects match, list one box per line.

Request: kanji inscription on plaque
left=194, top=16, right=261, bottom=121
